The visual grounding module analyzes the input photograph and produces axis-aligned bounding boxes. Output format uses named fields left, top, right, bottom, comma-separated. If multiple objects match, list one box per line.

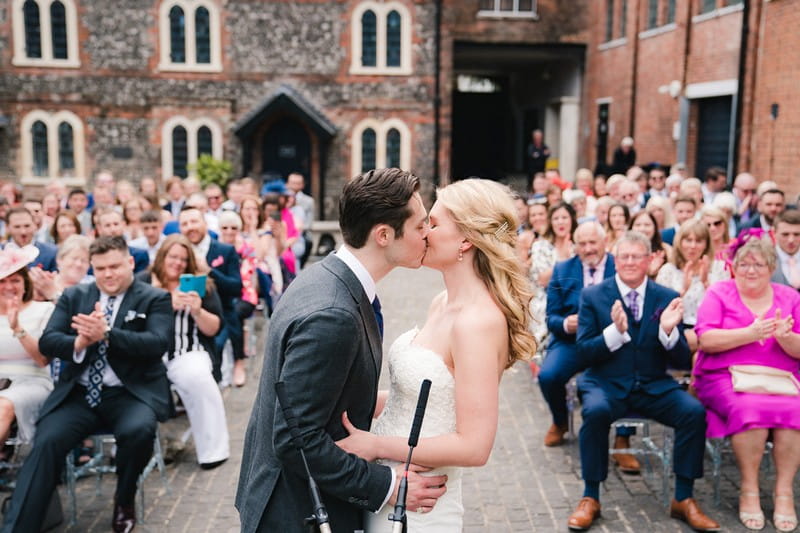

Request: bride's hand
left=335, top=411, right=379, bottom=461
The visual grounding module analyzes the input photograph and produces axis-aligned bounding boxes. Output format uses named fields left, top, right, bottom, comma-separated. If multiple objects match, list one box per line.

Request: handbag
left=730, top=365, right=800, bottom=396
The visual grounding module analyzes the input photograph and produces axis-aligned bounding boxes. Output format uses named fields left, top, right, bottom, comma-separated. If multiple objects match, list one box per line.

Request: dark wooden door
left=695, top=96, right=732, bottom=179
left=261, top=118, right=311, bottom=181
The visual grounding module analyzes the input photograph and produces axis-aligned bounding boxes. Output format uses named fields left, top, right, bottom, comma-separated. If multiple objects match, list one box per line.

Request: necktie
left=85, top=295, right=116, bottom=407
left=789, top=257, right=800, bottom=289
left=371, top=296, right=384, bottom=339
left=588, top=267, right=597, bottom=286
left=626, top=291, right=640, bottom=323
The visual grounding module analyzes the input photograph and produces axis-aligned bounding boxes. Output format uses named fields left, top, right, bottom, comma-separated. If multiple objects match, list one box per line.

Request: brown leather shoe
left=568, top=497, right=601, bottom=531
left=544, top=423, right=568, bottom=447
left=670, top=498, right=721, bottom=532
left=611, top=436, right=641, bottom=474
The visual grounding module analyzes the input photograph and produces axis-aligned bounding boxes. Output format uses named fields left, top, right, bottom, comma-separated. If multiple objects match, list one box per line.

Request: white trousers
left=166, top=350, right=230, bottom=464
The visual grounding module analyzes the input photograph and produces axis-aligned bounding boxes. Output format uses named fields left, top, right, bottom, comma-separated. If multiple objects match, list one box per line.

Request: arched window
left=169, top=6, right=186, bottom=63
left=197, top=125, right=213, bottom=157
left=386, top=10, right=401, bottom=68
left=172, top=125, right=189, bottom=178
left=22, top=0, right=41, bottom=59
left=31, top=120, right=48, bottom=177
left=351, top=2, right=412, bottom=75
left=195, top=7, right=211, bottom=64
left=50, top=1, right=67, bottom=59
left=386, top=128, right=401, bottom=168
left=361, top=128, right=377, bottom=173
left=159, top=1, right=222, bottom=72
left=57, top=121, right=74, bottom=172
left=13, top=0, right=79, bottom=66
left=361, top=10, right=377, bottom=67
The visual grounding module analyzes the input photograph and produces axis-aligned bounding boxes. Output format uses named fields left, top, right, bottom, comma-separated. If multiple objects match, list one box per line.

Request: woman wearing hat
left=0, top=246, right=55, bottom=451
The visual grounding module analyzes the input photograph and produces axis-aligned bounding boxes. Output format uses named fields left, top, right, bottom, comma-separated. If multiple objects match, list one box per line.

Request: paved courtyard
left=31, top=265, right=797, bottom=532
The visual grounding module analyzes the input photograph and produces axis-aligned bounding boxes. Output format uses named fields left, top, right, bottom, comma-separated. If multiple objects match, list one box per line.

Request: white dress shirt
left=74, top=289, right=127, bottom=387
left=602, top=275, right=679, bottom=352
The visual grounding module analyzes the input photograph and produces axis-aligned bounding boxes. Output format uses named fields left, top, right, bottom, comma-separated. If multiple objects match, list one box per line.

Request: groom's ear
left=372, top=223, right=394, bottom=247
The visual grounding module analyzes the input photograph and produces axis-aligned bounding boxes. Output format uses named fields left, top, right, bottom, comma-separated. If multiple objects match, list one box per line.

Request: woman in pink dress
left=693, top=235, right=800, bottom=532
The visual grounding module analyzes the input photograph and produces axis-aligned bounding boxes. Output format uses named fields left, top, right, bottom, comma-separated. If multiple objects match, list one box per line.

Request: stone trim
left=351, top=118, right=411, bottom=177
left=161, top=116, right=223, bottom=180
left=19, top=109, right=85, bottom=185
left=12, top=0, right=80, bottom=68
left=157, top=0, right=222, bottom=73
left=691, top=2, right=743, bottom=24
left=349, top=1, right=412, bottom=76
left=598, top=37, right=627, bottom=51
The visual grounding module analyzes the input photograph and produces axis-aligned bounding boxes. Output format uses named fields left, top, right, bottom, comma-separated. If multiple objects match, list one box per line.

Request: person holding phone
left=138, top=234, right=230, bottom=469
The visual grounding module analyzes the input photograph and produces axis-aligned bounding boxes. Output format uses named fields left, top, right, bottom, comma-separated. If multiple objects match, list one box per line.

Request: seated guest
left=701, top=206, right=732, bottom=261
left=66, top=188, right=93, bottom=236
left=0, top=247, right=54, bottom=448
left=739, top=188, right=785, bottom=233
left=629, top=211, right=670, bottom=279
left=2, top=207, right=57, bottom=272
left=122, top=197, right=145, bottom=241
left=539, top=222, right=640, bottom=471
left=162, top=176, right=186, bottom=219
left=661, top=196, right=697, bottom=246
left=604, top=203, right=630, bottom=252
left=94, top=208, right=150, bottom=273
left=1, top=236, right=173, bottom=533
left=656, top=220, right=728, bottom=351
left=772, top=209, right=800, bottom=289
left=50, top=210, right=82, bottom=245
left=29, top=235, right=94, bottom=303
left=129, top=210, right=165, bottom=263
left=645, top=195, right=674, bottom=232
left=693, top=236, right=800, bottom=532
left=567, top=231, right=718, bottom=532
left=138, top=235, right=229, bottom=468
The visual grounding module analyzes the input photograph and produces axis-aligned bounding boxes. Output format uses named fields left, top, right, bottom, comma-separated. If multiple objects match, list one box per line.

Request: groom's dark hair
left=339, top=168, right=420, bottom=248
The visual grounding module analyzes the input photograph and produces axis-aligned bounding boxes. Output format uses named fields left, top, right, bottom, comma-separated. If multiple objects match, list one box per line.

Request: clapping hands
left=611, top=300, right=628, bottom=334
left=72, top=302, right=107, bottom=352
left=659, top=297, right=684, bottom=335
left=750, top=308, right=793, bottom=344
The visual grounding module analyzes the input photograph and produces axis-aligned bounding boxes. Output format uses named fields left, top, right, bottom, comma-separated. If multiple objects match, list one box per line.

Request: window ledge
left=12, top=57, right=80, bottom=68
left=349, top=65, right=413, bottom=76
left=692, top=3, right=744, bottom=24
left=21, top=176, right=86, bottom=187
left=639, top=22, right=677, bottom=40
left=598, top=38, right=627, bottom=51
left=477, top=10, right=539, bottom=20
left=157, top=62, right=223, bottom=73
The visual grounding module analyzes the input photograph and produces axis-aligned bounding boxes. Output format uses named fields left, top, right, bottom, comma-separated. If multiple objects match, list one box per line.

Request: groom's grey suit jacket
left=236, top=253, right=393, bottom=533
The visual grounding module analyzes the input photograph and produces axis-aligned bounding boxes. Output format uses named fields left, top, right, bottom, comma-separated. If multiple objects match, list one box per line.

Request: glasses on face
left=165, top=253, right=188, bottom=264
left=707, top=220, right=724, bottom=227
left=617, top=253, right=649, bottom=263
left=736, top=262, right=767, bottom=272
left=219, top=226, right=239, bottom=230
left=207, top=195, right=222, bottom=200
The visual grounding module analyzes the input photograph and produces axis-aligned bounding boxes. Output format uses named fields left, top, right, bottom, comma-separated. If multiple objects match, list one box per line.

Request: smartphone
left=179, top=274, right=207, bottom=298
left=269, top=211, right=282, bottom=222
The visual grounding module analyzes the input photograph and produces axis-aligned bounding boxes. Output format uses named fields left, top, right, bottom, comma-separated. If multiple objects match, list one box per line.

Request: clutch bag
left=730, top=364, right=800, bottom=396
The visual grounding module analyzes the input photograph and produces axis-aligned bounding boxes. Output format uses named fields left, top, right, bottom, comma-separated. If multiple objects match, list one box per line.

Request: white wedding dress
left=365, top=328, right=463, bottom=533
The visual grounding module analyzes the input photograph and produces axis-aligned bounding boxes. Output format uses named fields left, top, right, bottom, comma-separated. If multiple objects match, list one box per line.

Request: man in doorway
left=526, top=129, right=550, bottom=192
left=701, top=167, right=727, bottom=205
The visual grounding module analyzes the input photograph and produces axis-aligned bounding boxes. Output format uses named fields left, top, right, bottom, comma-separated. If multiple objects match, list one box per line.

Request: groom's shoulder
left=277, top=258, right=360, bottom=312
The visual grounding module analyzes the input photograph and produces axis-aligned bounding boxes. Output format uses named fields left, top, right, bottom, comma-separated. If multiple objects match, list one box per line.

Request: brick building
left=582, top=0, right=800, bottom=196
left=0, top=0, right=586, bottom=219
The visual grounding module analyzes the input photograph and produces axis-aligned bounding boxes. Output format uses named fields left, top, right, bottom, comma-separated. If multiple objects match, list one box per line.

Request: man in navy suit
left=660, top=196, right=697, bottom=246
left=739, top=188, right=785, bottom=234
left=179, top=206, right=242, bottom=382
left=567, top=231, right=718, bottom=532
left=95, top=209, right=150, bottom=273
left=3, top=207, right=57, bottom=271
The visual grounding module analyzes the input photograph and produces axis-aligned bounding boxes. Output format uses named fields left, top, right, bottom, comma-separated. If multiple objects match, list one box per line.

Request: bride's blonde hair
left=436, top=179, right=536, bottom=368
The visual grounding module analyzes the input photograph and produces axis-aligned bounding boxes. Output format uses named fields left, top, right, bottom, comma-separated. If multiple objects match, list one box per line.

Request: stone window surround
left=158, top=0, right=222, bottom=73
left=19, top=110, right=86, bottom=186
left=351, top=118, right=411, bottom=177
left=350, top=1, right=412, bottom=76
left=161, top=116, right=223, bottom=180
left=11, top=0, right=80, bottom=68
left=477, top=0, right=538, bottom=19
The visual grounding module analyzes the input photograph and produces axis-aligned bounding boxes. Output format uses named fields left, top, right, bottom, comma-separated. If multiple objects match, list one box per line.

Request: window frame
left=12, top=0, right=80, bottom=68
left=19, top=109, right=85, bottom=185
left=351, top=118, right=411, bottom=177
left=158, top=0, right=222, bottom=73
left=350, top=2, right=412, bottom=76
left=161, top=117, right=223, bottom=180
left=477, top=0, right=538, bottom=19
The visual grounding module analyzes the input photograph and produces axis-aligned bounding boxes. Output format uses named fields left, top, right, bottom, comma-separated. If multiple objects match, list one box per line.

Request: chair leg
left=65, top=454, right=78, bottom=526
left=662, top=431, right=674, bottom=508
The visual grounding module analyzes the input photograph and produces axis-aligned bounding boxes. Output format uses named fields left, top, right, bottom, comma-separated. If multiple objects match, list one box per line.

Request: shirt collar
left=194, top=233, right=212, bottom=257
left=335, top=244, right=377, bottom=303
left=615, top=273, right=647, bottom=300
left=584, top=254, right=607, bottom=273
left=776, top=246, right=800, bottom=263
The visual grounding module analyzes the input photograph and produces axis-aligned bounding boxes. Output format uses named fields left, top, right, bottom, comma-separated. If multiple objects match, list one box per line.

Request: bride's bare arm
left=374, top=390, right=389, bottom=419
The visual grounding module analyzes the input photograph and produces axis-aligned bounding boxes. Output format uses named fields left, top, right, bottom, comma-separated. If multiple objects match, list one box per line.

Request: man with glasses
left=648, top=165, right=668, bottom=199
left=567, top=231, right=718, bottom=532
left=732, top=172, right=758, bottom=230
left=204, top=183, right=226, bottom=227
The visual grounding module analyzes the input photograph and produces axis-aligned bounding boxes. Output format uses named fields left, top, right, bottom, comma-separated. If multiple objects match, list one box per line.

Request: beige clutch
left=730, top=365, right=800, bottom=396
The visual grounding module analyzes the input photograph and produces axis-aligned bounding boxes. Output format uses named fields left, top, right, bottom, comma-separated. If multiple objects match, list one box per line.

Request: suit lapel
left=636, top=281, right=658, bottom=345
left=113, top=280, right=141, bottom=328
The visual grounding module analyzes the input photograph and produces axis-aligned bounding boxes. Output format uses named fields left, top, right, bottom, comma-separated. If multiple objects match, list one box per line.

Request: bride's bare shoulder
left=426, top=290, right=448, bottom=314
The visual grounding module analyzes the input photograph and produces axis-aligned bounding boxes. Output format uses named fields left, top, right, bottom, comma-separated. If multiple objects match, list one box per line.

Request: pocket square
left=124, top=310, right=147, bottom=322
left=211, top=255, right=224, bottom=268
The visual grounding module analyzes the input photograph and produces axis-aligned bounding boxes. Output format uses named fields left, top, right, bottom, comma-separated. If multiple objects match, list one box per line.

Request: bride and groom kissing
left=236, top=168, right=535, bottom=533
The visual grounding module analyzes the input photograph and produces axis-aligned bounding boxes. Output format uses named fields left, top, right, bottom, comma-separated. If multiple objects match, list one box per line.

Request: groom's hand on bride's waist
left=389, top=464, right=447, bottom=512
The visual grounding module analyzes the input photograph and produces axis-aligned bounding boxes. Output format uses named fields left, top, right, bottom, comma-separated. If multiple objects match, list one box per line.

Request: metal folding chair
left=611, top=415, right=674, bottom=507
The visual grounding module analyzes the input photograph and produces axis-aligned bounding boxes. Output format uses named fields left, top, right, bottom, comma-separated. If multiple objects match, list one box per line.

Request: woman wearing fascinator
left=0, top=246, right=55, bottom=456
left=335, top=178, right=535, bottom=532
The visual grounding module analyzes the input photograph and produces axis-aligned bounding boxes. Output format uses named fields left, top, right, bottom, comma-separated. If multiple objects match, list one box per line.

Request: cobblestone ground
left=27, top=266, right=797, bottom=531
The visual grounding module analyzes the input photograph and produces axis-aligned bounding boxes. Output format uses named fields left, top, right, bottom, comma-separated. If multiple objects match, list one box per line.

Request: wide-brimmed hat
left=0, top=245, right=38, bottom=281
left=261, top=179, right=291, bottom=196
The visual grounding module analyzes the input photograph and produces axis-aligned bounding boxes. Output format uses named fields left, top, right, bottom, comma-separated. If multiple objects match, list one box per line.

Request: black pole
left=433, top=0, right=443, bottom=187
left=732, top=0, right=750, bottom=181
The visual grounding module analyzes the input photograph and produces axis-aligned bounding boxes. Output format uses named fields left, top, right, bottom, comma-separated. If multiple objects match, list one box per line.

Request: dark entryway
left=261, top=118, right=311, bottom=182
left=695, top=96, right=733, bottom=179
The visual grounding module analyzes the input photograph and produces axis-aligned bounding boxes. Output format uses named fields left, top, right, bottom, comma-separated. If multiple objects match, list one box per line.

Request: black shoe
left=112, top=502, right=135, bottom=533
left=199, top=458, right=227, bottom=470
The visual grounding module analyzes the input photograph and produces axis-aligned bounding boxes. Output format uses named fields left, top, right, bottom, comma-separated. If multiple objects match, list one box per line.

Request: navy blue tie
left=371, top=296, right=384, bottom=339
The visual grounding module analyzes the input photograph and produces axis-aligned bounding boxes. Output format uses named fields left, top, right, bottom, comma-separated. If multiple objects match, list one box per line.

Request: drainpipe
left=433, top=0, right=442, bottom=187
left=732, top=0, right=752, bottom=179
left=629, top=0, right=641, bottom=137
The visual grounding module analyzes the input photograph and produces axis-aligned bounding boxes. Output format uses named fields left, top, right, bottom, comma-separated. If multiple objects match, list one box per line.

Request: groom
left=236, top=168, right=447, bottom=533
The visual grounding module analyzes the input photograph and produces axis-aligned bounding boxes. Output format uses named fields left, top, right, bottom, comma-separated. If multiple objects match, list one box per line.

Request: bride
left=336, top=178, right=535, bottom=532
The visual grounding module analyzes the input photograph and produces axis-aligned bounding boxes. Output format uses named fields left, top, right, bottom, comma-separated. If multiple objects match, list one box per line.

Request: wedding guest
left=221, top=179, right=244, bottom=212
left=66, top=188, right=92, bottom=235
left=568, top=231, right=718, bottom=532
left=693, top=236, right=800, bottom=532
left=661, top=196, right=697, bottom=245
left=29, top=235, right=94, bottom=304
left=129, top=210, right=166, bottom=263
left=740, top=188, right=786, bottom=233
left=139, top=177, right=158, bottom=198
left=49, top=210, right=81, bottom=245
left=666, top=174, right=684, bottom=201
left=239, top=195, right=262, bottom=238
left=629, top=211, right=669, bottom=279
left=516, top=197, right=536, bottom=270
left=162, top=177, right=186, bottom=219
left=262, top=182, right=300, bottom=275
left=593, top=175, right=608, bottom=198
left=645, top=190, right=674, bottom=230
left=594, top=196, right=615, bottom=228
left=22, top=198, right=48, bottom=244
left=527, top=202, right=548, bottom=237
left=3, top=207, right=57, bottom=272
left=122, top=197, right=145, bottom=241
left=604, top=203, right=630, bottom=252
left=0, top=247, right=54, bottom=448
left=701, top=206, right=731, bottom=260
left=564, top=190, right=589, bottom=222
left=771, top=210, right=800, bottom=289
left=115, top=181, right=137, bottom=209
left=679, top=178, right=704, bottom=208
left=139, top=235, right=229, bottom=468
left=94, top=209, right=150, bottom=273
left=546, top=184, right=563, bottom=207
left=712, top=192, right=738, bottom=239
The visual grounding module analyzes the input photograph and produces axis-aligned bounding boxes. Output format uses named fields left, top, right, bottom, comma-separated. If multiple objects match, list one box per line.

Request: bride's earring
left=457, top=247, right=463, bottom=262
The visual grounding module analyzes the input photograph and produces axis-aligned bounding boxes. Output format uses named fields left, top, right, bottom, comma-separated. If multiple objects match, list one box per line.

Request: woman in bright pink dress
left=693, top=235, right=800, bottom=531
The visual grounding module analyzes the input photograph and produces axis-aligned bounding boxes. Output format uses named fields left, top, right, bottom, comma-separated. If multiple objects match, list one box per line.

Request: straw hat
left=0, top=245, right=39, bottom=281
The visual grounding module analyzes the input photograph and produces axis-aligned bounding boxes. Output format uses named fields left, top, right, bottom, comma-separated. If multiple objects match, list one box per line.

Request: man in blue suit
left=660, top=196, right=697, bottom=245
left=179, top=206, right=242, bottom=382
left=539, top=222, right=639, bottom=472
left=4, top=207, right=57, bottom=271
left=567, top=231, right=718, bottom=532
